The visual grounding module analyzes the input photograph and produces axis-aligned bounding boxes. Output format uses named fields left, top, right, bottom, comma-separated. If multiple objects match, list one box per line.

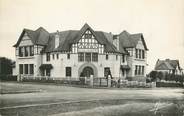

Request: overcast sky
left=0, top=0, right=184, bottom=73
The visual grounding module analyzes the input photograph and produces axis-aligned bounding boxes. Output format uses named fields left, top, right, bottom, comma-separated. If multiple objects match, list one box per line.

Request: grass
left=1, top=100, right=183, bottom=116
left=52, top=102, right=184, bottom=116
left=0, top=82, right=43, bottom=94
left=0, top=82, right=184, bottom=116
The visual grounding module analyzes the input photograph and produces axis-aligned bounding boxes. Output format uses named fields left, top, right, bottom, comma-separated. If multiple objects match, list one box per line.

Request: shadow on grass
left=1, top=99, right=184, bottom=116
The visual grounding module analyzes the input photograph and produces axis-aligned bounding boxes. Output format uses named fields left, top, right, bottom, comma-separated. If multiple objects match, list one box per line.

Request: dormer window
left=55, top=31, right=59, bottom=49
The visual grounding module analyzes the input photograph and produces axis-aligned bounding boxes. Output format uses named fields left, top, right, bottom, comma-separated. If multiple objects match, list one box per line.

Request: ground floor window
left=30, top=64, right=34, bottom=74
left=24, top=64, right=28, bottom=74
left=19, top=64, right=23, bottom=74
left=66, top=67, right=71, bottom=77
left=46, top=69, right=51, bottom=76
left=104, top=67, right=110, bottom=77
left=122, top=69, right=125, bottom=76
left=135, top=65, right=144, bottom=76
left=19, top=64, right=34, bottom=75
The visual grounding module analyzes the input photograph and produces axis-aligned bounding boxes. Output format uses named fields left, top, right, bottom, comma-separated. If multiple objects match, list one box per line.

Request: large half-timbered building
left=13, top=23, right=148, bottom=81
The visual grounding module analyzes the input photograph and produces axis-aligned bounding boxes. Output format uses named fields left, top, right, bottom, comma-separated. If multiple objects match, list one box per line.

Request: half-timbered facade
left=13, top=23, right=148, bottom=81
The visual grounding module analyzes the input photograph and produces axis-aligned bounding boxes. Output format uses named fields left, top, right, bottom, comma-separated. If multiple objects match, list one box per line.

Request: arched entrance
left=80, top=66, right=94, bottom=77
left=78, top=63, right=98, bottom=78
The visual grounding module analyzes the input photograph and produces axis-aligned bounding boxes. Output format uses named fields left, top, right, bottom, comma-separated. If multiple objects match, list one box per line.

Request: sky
left=0, top=0, right=184, bottom=73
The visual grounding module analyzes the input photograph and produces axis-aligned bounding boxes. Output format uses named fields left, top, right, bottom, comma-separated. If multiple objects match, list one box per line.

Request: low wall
left=156, top=82, right=183, bottom=87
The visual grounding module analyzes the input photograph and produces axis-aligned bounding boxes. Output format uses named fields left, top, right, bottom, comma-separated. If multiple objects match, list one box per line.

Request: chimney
left=113, top=35, right=119, bottom=50
left=55, top=30, right=60, bottom=49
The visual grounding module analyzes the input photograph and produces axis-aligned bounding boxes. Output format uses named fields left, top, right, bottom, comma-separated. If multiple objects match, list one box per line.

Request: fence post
left=108, top=75, right=111, bottom=87
left=84, top=77, right=87, bottom=84
left=17, top=75, right=21, bottom=82
left=90, top=75, right=93, bottom=87
left=100, top=78, right=102, bottom=87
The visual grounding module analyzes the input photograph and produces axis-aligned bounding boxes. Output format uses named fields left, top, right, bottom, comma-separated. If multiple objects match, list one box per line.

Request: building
left=13, top=23, right=148, bottom=81
left=155, top=59, right=183, bottom=75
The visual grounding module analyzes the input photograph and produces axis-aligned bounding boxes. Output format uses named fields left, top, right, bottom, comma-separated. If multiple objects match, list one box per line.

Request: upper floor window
left=19, top=47, right=24, bottom=57
left=46, top=53, right=50, bottom=61
left=78, top=52, right=98, bottom=62
left=92, top=53, right=98, bottom=62
left=122, top=55, right=125, bottom=63
left=18, top=46, right=34, bottom=57
left=106, top=55, right=108, bottom=60
left=85, top=53, right=91, bottom=62
left=78, top=53, right=84, bottom=62
left=52, top=54, right=55, bottom=60
left=142, top=50, right=145, bottom=59
left=135, top=48, right=145, bottom=59
left=57, top=54, right=59, bottom=59
left=135, top=49, right=138, bottom=58
left=25, top=47, right=29, bottom=57
left=30, top=46, right=34, bottom=56
left=116, top=55, right=118, bottom=60
left=67, top=54, right=70, bottom=59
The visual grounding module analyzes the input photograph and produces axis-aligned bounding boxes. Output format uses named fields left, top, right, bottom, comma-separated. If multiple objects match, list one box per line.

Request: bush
left=0, top=75, right=17, bottom=81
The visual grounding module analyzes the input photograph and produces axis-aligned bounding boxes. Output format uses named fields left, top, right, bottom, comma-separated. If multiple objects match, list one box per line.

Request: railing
left=120, top=80, right=156, bottom=88
left=18, top=75, right=156, bottom=88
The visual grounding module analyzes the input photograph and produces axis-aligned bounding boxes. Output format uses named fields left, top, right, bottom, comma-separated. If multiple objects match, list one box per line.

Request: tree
left=157, top=71, right=164, bottom=80
left=149, top=71, right=158, bottom=81
left=0, top=57, right=14, bottom=75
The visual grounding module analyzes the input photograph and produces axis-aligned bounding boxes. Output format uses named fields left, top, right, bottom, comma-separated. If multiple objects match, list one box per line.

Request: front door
left=81, top=66, right=94, bottom=77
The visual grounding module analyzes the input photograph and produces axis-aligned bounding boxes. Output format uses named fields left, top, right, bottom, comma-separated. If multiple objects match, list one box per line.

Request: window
left=19, top=47, right=24, bottom=57
left=106, top=55, right=108, bottom=60
left=66, top=67, right=71, bottom=77
left=142, top=50, right=145, bottom=59
left=19, top=64, right=23, bottom=74
left=139, top=50, right=141, bottom=59
left=122, top=69, right=125, bottom=76
left=24, top=64, right=28, bottom=74
left=46, top=69, right=50, bottom=76
left=135, top=65, right=138, bottom=75
left=46, top=53, right=50, bottom=61
left=139, top=66, right=142, bottom=75
left=122, top=55, right=125, bottom=63
left=25, top=46, right=29, bottom=57
left=67, top=54, right=70, bottom=59
left=30, top=46, right=34, bottom=56
left=85, top=53, right=91, bottom=62
left=30, top=64, right=34, bottom=74
left=78, top=53, right=84, bottom=62
left=92, top=53, right=98, bottom=62
left=116, top=55, right=118, bottom=60
left=57, top=54, right=59, bottom=59
left=136, top=49, right=138, bottom=58
left=104, top=67, right=110, bottom=77
left=142, top=66, right=144, bottom=75
left=52, top=54, right=55, bottom=60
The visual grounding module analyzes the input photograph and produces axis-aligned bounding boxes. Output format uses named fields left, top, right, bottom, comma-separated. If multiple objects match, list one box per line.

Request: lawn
left=0, top=82, right=184, bottom=116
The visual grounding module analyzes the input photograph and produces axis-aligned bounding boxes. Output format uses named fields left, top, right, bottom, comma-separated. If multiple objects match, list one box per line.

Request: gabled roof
left=119, top=31, right=148, bottom=50
left=14, top=23, right=147, bottom=55
left=44, top=23, right=121, bottom=53
left=155, top=59, right=181, bottom=70
left=13, top=27, right=50, bottom=47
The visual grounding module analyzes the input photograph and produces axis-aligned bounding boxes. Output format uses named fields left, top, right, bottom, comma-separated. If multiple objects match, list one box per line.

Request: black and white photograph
left=0, top=0, right=184, bottom=116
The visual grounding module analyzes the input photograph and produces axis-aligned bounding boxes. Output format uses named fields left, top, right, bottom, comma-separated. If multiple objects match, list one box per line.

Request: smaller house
left=155, top=59, right=183, bottom=75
